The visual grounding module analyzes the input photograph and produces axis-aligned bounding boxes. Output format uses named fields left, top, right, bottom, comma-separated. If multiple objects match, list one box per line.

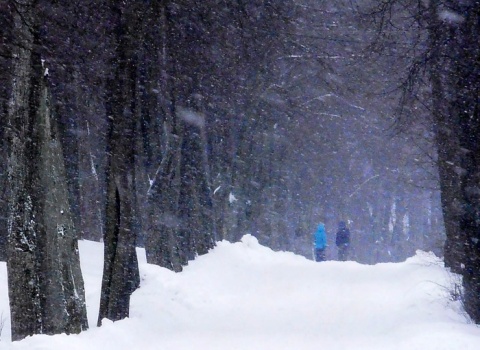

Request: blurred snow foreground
left=1, top=234, right=480, bottom=350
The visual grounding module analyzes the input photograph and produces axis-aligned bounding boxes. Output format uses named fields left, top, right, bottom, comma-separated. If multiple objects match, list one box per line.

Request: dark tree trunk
left=145, top=110, right=216, bottom=273
left=424, top=1, right=480, bottom=322
left=145, top=119, right=184, bottom=271
left=6, top=0, right=88, bottom=340
left=176, top=110, right=216, bottom=264
left=145, top=2, right=215, bottom=271
left=145, top=2, right=184, bottom=271
left=0, top=130, right=6, bottom=260
left=97, top=2, right=140, bottom=326
left=429, top=24, right=465, bottom=272
left=449, top=3, right=480, bottom=323
left=0, top=3, right=12, bottom=261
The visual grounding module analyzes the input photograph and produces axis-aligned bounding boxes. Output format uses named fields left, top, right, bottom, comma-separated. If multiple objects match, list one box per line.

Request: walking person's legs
left=338, top=245, right=348, bottom=261
left=315, top=248, right=326, bottom=262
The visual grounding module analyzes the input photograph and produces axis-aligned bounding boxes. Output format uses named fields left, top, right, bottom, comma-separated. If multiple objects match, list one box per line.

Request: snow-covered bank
left=1, top=235, right=480, bottom=349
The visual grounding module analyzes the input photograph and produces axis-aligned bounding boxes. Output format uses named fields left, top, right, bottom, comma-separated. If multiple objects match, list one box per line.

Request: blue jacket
left=314, top=223, right=327, bottom=249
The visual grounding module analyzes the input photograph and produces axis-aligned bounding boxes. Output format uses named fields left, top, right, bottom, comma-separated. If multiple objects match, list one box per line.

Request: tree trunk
left=426, top=1, right=466, bottom=273
left=425, top=1, right=480, bottom=322
left=450, top=3, right=480, bottom=323
left=98, top=1, right=140, bottom=325
left=145, top=2, right=215, bottom=271
left=146, top=118, right=183, bottom=271
left=6, top=0, right=88, bottom=340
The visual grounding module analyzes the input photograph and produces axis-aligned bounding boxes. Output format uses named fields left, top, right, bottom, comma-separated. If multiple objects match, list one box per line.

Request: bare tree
left=362, top=0, right=480, bottom=322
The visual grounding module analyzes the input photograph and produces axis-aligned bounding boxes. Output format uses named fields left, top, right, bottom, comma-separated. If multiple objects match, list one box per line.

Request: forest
left=0, top=0, right=479, bottom=342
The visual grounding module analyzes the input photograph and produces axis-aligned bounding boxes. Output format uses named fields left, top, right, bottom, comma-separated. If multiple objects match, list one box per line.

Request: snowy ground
left=1, top=235, right=480, bottom=349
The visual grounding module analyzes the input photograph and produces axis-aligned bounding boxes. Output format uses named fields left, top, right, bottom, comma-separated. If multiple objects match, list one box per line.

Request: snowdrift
left=1, top=235, right=480, bottom=349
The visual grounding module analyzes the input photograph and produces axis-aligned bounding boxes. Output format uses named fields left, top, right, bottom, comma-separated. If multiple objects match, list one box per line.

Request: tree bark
left=145, top=2, right=215, bottom=271
left=449, top=3, right=480, bottom=323
left=6, top=0, right=88, bottom=340
left=98, top=1, right=140, bottom=325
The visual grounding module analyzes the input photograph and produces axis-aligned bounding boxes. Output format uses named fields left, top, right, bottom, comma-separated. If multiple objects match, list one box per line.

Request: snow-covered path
left=1, top=236, right=480, bottom=349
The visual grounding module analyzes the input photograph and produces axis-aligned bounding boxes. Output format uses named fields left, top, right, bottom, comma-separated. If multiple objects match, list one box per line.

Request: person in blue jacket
left=313, top=223, right=327, bottom=262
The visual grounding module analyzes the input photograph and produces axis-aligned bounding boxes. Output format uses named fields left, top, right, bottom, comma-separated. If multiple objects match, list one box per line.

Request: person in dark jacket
left=313, top=223, right=327, bottom=262
left=335, top=221, right=350, bottom=261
